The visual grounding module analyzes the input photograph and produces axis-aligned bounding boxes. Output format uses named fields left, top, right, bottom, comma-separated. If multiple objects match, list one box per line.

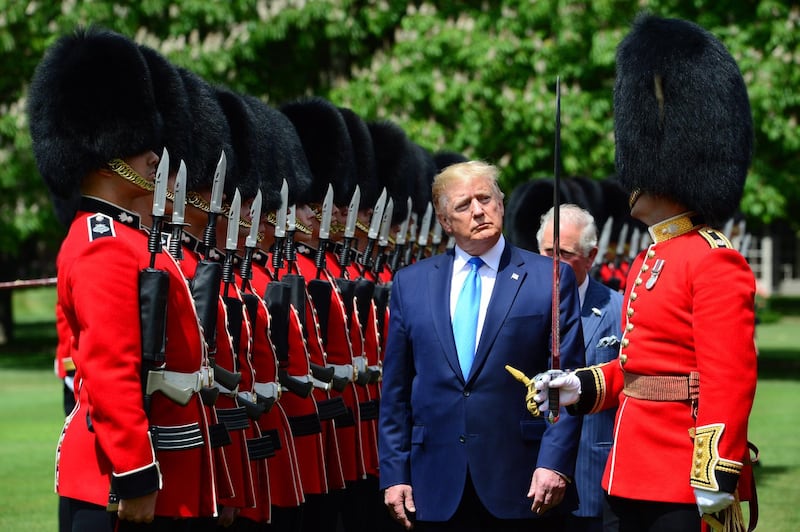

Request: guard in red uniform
left=29, top=29, right=217, bottom=530
left=535, top=14, right=758, bottom=531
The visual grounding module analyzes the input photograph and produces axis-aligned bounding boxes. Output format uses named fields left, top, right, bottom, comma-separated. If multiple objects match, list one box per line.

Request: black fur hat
left=216, top=87, right=263, bottom=201
left=28, top=27, right=162, bottom=199
left=244, top=95, right=312, bottom=211
left=367, top=120, right=416, bottom=224
left=338, top=107, right=378, bottom=210
left=139, top=45, right=190, bottom=174
left=410, top=143, right=437, bottom=216
left=177, top=68, right=235, bottom=197
left=503, top=178, right=574, bottom=252
left=280, top=97, right=357, bottom=207
left=614, top=13, right=753, bottom=226
left=433, top=150, right=468, bottom=173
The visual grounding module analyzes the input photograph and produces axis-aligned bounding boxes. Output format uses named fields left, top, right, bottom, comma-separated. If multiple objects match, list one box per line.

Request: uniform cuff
left=111, top=462, right=162, bottom=500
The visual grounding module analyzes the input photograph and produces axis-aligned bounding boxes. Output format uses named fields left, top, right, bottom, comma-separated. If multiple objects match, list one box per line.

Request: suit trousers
left=606, top=496, right=700, bottom=531
left=413, top=471, right=566, bottom=532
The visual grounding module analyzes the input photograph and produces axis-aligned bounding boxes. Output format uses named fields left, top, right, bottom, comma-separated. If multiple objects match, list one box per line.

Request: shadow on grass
left=0, top=321, right=57, bottom=370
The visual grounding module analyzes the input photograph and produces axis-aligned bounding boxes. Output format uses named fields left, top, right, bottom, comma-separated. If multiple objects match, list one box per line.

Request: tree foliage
left=0, top=0, right=798, bottom=277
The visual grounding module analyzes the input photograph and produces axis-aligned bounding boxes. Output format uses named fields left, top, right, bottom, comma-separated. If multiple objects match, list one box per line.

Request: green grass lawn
left=0, top=289, right=798, bottom=530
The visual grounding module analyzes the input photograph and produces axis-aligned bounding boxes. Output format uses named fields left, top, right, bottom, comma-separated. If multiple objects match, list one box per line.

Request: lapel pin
left=511, top=273, right=519, bottom=280
left=592, top=307, right=602, bottom=316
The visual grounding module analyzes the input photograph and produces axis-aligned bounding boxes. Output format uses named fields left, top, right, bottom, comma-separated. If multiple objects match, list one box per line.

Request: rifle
left=372, top=197, right=394, bottom=278
left=140, top=148, right=195, bottom=409
left=357, top=188, right=387, bottom=272
left=222, top=190, right=265, bottom=419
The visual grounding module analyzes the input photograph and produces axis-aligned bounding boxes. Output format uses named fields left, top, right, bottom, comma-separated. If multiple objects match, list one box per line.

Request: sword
left=415, top=202, right=433, bottom=262
left=372, top=197, right=394, bottom=276
left=167, top=160, right=188, bottom=260
left=549, top=76, right=562, bottom=424
left=203, top=151, right=227, bottom=260
left=338, top=185, right=360, bottom=278
left=147, top=147, right=170, bottom=268
left=357, top=188, right=387, bottom=270
left=272, top=179, right=289, bottom=279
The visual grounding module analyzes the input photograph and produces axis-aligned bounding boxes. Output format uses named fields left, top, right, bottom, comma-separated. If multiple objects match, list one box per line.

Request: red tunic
left=573, top=214, right=757, bottom=504
left=55, top=199, right=216, bottom=517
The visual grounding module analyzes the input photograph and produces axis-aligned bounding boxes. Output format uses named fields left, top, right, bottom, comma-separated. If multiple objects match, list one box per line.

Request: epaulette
left=698, top=227, right=732, bottom=249
left=87, top=213, right=116, bottom=242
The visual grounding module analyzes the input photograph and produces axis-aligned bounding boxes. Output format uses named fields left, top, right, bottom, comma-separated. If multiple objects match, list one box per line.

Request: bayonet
left=202, top=151, right=227, bottom=259
left=431, top=218, right=443, bottom=255
left=373, top=197, right=394, bottom=276
left=314, top=184, right=334, bottom=279
left=593, top=216, right=614, bottom=269
left=272, top=179, right=289, bottom=278
left=627, top=227, right=641, bottom=265
left=283, top=203, right=298, bottom=269
left=358, top=188, right=387, bottom=270
left=337, top=185, right=360, bottom=277
left=168, top=160, right=187, bottom=260
left=240, top=190, right=262, bottom=288
left=404, top=212, right=419, bottom=267
left=415, top=202, right=433, bottom=262
left=390, top=198, right=413, bottom=271
left=613, top=223, right=629, bottom=268
left=222, top=189, right=241, bottom=297
left=147, top=147, right=170, bottom=268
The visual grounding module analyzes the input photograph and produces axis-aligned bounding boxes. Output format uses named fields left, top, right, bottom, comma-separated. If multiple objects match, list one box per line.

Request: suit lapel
left=428, top=251, right=463, bottom=379
left=469, top=245, right=526, bottom=383
left=580, top=279, right=605, bottom=349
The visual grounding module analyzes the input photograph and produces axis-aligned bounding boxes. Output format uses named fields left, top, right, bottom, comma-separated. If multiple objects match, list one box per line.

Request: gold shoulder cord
left=108, top=159, right=154, bottom=192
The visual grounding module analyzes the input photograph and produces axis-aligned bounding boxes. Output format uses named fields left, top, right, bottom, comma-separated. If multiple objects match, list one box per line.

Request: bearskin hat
left=139, top=45, right=190, bottom=174
left=410, top=143, right=437, bottom=216
left=244, top=95, right=312, bottom=212
left=177, top=68, right=235, bottom=198
left=503, top=178, right=574, bottom=253
left=280, top=97, right=357, bottom=207
left=216, top=87, right=264, bottom=201
left=338, top=107, right=379, bottom=211
left=614, top=13, right=753, bottom=227
left=367, top=120, right=416, bottom=224
left=28, top=27, right=162, bottom=199
left=433, top=150, right=468, bottom=173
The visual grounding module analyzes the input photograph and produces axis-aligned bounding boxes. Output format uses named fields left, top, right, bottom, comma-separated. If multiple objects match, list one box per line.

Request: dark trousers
left=565, top=493, right=620, bottom=532
left=413, top=473, right=565, bottom=532
left=606, top=496, right=700, bottom=532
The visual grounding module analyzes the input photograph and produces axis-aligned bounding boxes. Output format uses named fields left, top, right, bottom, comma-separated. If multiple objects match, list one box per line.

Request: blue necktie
left=453, top=257, right=484, bottom=378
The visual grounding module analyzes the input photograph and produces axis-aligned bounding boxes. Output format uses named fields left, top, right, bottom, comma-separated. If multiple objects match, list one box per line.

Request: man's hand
left=533, top=370, right=581, bottom=412
left=527, top=468, right=567, bottom=515
left=117, top=491, right=157, bottom=523
left=384, top=484, right=416, bottom=530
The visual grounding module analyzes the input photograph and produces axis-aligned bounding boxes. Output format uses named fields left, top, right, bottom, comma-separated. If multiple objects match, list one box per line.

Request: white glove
left=694, top=487, right=735, bottom=515
left=532, top=370, right=581, bottom=412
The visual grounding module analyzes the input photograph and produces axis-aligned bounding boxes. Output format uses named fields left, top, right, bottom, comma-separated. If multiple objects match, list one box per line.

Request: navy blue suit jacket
left=573, top=278, right=623, bottom=518
left=378, top=243, right=584, bottom=521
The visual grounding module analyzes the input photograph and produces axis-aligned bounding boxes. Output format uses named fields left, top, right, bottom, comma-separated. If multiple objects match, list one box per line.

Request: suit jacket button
left=459, top=435, right=466, bottom=443
left=463, top=390, right=470, bottom=397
